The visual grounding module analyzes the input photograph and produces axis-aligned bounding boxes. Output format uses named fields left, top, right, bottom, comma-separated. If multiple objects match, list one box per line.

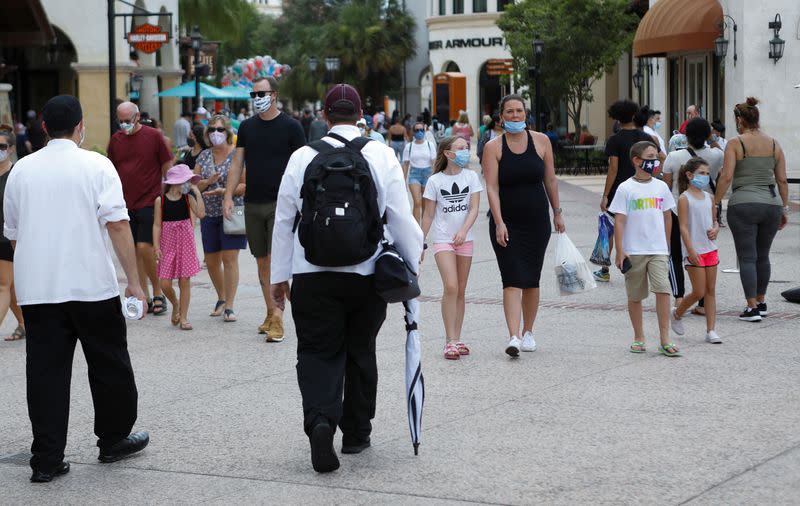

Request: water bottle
left=123, top=297, right=144, bottom=320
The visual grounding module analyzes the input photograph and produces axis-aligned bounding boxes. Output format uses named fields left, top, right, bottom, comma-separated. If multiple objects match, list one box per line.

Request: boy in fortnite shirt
left=609, top=141, right=680, bottom=357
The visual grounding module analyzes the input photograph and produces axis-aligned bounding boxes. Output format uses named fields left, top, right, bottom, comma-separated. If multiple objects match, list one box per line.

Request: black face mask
left=187, top=138, right=196, bottom=148
left=640, top=158, right=660, bottom=174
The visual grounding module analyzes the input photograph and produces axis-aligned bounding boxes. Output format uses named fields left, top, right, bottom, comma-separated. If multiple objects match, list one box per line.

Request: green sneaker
left=593, top=269, right=610, bottom=282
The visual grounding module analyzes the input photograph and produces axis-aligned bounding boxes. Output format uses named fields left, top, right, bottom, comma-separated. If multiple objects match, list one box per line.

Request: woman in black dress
left=482, top=95, right=565, bottom=357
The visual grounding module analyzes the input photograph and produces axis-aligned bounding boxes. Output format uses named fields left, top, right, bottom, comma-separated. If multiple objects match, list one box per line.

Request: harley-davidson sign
left=127, top=24, right=169, bottom=54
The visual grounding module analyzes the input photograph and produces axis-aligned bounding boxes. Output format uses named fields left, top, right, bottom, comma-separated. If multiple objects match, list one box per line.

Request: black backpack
left=296, top=132, right=383, bottom=267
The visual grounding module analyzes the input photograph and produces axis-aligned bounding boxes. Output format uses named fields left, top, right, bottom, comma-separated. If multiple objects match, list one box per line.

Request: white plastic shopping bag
left=554, top=233, right=597, bottom=296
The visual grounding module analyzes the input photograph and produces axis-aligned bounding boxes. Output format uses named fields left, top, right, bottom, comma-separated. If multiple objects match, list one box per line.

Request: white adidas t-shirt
left=423, top=169, right=483, bottom=243
left=608, top=177, right=676, bottom=255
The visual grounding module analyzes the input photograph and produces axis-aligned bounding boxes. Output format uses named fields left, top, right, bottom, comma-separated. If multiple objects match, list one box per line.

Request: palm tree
left=178, top=0, right=252, bottom=44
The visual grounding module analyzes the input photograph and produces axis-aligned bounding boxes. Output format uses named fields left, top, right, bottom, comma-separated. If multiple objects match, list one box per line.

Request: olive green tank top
left=729, top=137, right=782, bottom=206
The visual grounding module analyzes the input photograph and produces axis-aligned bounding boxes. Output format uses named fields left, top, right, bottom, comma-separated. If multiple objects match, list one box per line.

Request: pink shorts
left=433, top=241, right=474, bottom=257
left=685, top=250, right=719, bottom=268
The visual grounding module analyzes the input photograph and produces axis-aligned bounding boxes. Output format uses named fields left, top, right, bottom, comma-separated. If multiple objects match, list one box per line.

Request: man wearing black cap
left=271, top=84, right=423, bottom=473
left=3, top=95, right=150, bottom=483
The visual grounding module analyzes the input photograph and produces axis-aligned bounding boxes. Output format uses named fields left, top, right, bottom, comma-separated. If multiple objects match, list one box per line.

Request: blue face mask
left=655, top=121, right=663, bottom=130
left=452, top=149, right=470, bottom=167
left=691, top=174, right=710, bottom=188
left=414, top=131, right=425, bottom=140
left=503, top=121, right=527, bottom=134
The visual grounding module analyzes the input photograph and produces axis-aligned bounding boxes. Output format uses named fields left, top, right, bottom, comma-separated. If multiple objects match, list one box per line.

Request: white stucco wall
left=41, top=0, right=180, bottom=67
left=427, top=13, right=511, bottom=128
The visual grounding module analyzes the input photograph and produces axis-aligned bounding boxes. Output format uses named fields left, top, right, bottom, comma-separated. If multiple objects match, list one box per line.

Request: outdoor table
left=571, top=144, right=605, bottom=174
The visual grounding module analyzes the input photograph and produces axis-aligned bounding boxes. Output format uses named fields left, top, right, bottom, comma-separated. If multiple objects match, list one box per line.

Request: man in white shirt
left=173, top=111, right=192, bottom=150
left=270, top=84, right=422, bottom=473
left=3, top=95, right=150, bottom=483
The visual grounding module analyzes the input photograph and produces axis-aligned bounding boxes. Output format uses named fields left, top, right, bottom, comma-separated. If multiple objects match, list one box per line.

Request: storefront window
left=453, top=0, right=464, bottom=14
left=439, top=0, right=446, bottom=15
left=473, top=0, right=487, bottom=13
left=497, top=0, right=513, bottom=10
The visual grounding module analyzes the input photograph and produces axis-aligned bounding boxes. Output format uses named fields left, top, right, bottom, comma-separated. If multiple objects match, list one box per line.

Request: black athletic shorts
left=0, top=241, right=13, bottom=262
left=129, top=207, right=155, bottom=244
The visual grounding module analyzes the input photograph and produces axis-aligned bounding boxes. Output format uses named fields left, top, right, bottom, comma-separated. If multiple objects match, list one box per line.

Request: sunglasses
left=0, top=143, right=8, bottom=150
left=249, top=91, right=274, bottom=98
left=207, top=127, right=227, bottom=133
left=413, top=129, right=425, bottom=133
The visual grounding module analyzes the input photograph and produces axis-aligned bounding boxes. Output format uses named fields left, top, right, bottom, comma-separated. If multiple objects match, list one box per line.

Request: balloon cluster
left=221, top=56, right=291, bottom=88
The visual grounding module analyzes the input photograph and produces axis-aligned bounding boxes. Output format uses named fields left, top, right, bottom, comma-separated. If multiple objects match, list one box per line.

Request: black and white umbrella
left=403, top=299, right=425, bottom=455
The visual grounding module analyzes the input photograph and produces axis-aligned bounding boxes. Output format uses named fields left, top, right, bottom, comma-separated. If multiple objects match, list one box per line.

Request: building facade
left=0, top=0, right=182, bottom=151
left=246, top=0, right=282, bottom=17
left=403, top=0, right=429, bottom=122
left=425, top=0, right=513, bottom=128
left=634, top=0, right=799, bottom=174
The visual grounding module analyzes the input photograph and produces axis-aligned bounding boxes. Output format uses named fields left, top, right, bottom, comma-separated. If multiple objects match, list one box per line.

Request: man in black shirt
left=596, top=99, right=656, bottom=282
left=224, top=76, right=306, bottom=341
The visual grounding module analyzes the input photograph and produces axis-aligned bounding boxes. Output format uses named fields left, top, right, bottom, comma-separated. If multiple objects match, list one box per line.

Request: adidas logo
left=440, top=182, right=470, bottom=213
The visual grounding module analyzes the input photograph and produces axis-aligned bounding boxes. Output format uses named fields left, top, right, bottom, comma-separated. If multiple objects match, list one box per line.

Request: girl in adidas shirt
left=421, top=137, right=483, bottom=360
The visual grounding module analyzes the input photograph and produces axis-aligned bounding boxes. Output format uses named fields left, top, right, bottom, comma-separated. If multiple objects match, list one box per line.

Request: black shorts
left=129, top=207, right=155, bottom=244
left=0, top=241, right=13, bottom=262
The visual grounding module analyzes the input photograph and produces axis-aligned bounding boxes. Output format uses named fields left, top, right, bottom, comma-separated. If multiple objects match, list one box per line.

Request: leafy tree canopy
left=498, top=0, right=638, bottom=135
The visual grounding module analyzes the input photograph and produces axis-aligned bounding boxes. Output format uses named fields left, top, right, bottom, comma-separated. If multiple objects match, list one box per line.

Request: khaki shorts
left=244, top=201, right=277, bottom=258
left=624, top=255, right=671, bottom=302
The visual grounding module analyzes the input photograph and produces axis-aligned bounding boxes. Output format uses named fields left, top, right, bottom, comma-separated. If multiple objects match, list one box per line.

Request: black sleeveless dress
left=489, top=133, right=551, bottom=288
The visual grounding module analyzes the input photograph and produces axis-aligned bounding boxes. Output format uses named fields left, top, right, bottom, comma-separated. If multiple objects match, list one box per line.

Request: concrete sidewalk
left=1, top=174, right=798, bottom=505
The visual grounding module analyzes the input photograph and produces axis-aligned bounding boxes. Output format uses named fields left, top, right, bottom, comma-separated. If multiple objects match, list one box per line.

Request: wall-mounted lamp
left=714, top=15, right=738, bottom=66
left=768, top=14, right=785, bottom=64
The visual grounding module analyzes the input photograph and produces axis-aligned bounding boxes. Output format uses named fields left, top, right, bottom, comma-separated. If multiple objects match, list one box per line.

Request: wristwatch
left=552, top=207, right=563, bottom=215
left=783, top=206, right=790, bottom=215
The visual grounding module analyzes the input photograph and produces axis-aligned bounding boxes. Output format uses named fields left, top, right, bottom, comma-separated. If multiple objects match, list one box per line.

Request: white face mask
left=180, top=182, right=191, bottom=194
left=0, top=149, right=8, bottom=162
left=358, top=127, right=366, bottom=136
left=209, top=131, right=227, bottom=146
left=78, top=126, right=86, bottom=147
left=253, top=95, right=272, bottom=114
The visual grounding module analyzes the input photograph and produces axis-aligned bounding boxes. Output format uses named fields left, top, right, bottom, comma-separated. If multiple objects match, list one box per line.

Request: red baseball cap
left=324, top=84, right=362, bottom=116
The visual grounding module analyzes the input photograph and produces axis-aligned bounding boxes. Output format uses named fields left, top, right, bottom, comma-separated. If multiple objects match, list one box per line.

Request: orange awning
left=633, top=0, right=723, bottom=57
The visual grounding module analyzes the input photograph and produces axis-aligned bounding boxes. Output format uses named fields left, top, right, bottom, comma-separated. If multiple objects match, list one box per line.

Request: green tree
left=498, top=0, right=638, bottom=136
left=178, top=0, right=253, bottom=45
left=270, top=0, right=416, bottom=106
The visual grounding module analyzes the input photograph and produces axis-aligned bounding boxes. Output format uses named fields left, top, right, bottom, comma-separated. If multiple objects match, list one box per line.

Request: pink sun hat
left=162, top=164, right=200, bottom=190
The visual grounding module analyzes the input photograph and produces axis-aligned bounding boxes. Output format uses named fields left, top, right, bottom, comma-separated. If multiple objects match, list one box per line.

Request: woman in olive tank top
left=714, top=98, right=790, bottom=322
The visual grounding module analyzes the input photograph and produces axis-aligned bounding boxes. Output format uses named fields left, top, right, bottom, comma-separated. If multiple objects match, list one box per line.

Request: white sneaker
left=705, top=330, right=722, bottom=344
left=505, top=336, right=521, bottom=357
left=671, top=309, right=685, bottom=336
left=520, top=331, right=537, bottom=352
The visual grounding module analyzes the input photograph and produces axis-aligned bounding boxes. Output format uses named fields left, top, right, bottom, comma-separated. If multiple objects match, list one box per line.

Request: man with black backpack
left=270, top=84, right=422, bottom=473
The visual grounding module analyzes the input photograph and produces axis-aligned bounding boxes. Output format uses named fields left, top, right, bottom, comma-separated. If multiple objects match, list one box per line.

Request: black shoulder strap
left=738, top=136, right=747, bottom=157
left=308, top=140, right=335, bottom=155
left=686, top=147, right=697, bottom=157
left=327, top=132, right=371, bottom=152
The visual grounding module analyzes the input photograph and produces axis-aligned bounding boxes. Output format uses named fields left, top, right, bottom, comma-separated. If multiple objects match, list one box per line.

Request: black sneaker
left=757, top=302, right=768, bottom=316
left=341, top=437, right=371, bottom=454
left=739, top=307, right=762, bottom=322
left=309, top=421, right=339, bottom=473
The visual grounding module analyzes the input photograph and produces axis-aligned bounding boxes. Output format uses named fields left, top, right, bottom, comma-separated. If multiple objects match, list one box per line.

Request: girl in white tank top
left=672, top=158, right=722, bottom=344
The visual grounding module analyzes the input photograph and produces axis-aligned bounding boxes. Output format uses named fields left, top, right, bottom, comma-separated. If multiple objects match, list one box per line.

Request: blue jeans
left=408, top=166, right=432, bottom=187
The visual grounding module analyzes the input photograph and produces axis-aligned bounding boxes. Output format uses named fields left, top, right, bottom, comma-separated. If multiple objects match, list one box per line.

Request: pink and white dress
left=157, top=193, right=201, bottom=279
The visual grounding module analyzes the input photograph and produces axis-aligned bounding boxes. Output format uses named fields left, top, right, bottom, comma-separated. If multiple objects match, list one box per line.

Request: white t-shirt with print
left=402, top=140, right=437, bottom=168
left=608, top=177, right=676, bottom=256
left=423, top=169, right=483, bottom=244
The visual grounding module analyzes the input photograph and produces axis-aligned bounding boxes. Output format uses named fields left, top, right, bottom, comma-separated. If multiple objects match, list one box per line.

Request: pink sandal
left=443, top=342, right=460, bottom=360
left=454, top=342, right=470, bottom=355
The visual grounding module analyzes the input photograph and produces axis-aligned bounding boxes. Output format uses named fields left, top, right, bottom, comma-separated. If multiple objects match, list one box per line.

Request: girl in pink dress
left=153, top=164, right=206, bottom=330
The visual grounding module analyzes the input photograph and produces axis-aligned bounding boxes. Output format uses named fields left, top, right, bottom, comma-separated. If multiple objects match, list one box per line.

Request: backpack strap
left=686, top=147, right=697, bottom=158
left=308, top=139, right=336, bottom=155
left=327, top=132, right=371, bottom=152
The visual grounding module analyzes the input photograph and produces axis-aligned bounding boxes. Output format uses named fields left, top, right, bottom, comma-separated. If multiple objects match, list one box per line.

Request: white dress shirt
left=3, top=139, right=129, bottom=305
left=271, top=124, right=423, bottom=283
left=644, top=125, right=667, bottom=154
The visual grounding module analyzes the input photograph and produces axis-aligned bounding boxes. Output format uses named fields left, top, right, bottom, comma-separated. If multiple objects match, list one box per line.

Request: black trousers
left=291, top=272, right=387, bottom=442
left=22, top=297, right=138, bottom=472
left=669, top=211, right=685, bottom=299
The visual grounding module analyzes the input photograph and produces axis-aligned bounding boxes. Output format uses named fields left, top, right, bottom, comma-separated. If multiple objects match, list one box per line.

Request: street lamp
left=768, top=14, right=785, bottom=64
left=528, top=36, right=544, bottom=131
left=190, top=26, right=203, bottom=113
left=324, top=56, right=340, bottom=84
left=714, top=15, right=738, bottom=66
